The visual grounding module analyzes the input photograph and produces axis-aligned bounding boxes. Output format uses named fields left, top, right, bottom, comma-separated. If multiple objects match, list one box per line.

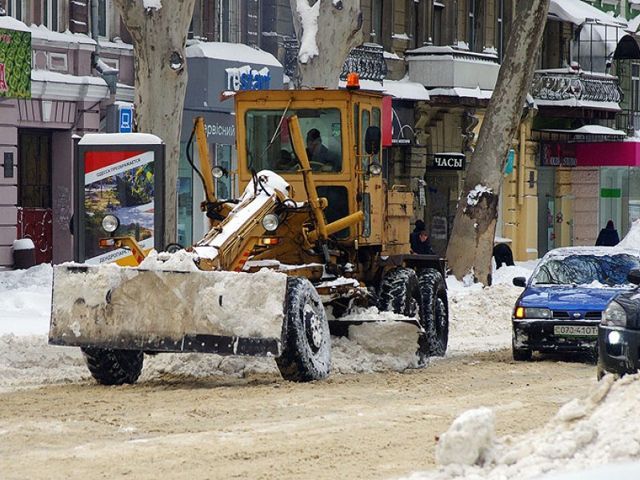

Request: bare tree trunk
left=445, top=0, right=549, bottom=285
left=289, top=0, right=363, bottom=88
left=113, top=0, right=196, bottom=245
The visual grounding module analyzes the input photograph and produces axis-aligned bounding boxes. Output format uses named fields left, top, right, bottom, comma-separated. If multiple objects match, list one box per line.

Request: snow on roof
left=79, top=133, right=164, bottom=145
left=186, top=41, right=282, bottom=67
left=627, top=14, right=640, bottom=33
left=31, top=69, right=107, bottom=86
left=406, top=45, right=499, bottom=62
left=427, top=86, right=493, bottom=100
left=539, top=125, right=627, bottom=136
left=0, top=15, right=30, bottom=32
left=29, top=24, right=95, bottom=45
left=534, top=99, right=621, bottom=111
left=543, top=245, right=640, bottom=258
left=549, top=0, right=627, bottom=27
left=338, top=77, right=430, bottom=101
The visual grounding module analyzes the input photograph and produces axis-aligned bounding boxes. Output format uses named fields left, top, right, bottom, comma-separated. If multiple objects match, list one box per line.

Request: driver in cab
left=306, top=129, right=337, bottom=172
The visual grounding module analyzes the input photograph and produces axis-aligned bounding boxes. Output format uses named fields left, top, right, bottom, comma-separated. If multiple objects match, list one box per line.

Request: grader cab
left=49, top=87, right=449, bottom=385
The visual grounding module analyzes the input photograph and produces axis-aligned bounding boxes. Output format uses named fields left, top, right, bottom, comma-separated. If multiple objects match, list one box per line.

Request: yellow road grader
left=49, top=86, right=449, bottom=384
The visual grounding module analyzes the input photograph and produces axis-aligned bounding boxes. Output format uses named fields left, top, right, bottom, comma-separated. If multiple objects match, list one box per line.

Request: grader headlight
left=262, top=214, right=280, bottom=232
left=368, top=162, right=382, bottom=176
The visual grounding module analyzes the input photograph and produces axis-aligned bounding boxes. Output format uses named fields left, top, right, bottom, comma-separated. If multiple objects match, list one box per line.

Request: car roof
left=543, top=246, right=640, bottom=259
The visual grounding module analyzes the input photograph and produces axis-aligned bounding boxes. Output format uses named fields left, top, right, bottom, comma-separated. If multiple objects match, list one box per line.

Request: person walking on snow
left=595, top=220, right=620, bottom=247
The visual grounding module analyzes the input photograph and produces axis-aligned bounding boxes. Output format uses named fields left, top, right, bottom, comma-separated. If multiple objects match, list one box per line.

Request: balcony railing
left=531, top=68, right=622, bottom=107
left=616, top=110, right=640, bottom=133
left=283, top=39, right=387, bottom=82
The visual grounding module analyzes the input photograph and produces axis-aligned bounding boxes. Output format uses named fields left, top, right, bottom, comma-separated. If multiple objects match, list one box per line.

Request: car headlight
left=262, top=213, right=279, bottom=232
left=514, top=306, right=552, bottom=319
left=101, top=214, right=120, bottom=233
left=602, top=301, right=627, bottom=327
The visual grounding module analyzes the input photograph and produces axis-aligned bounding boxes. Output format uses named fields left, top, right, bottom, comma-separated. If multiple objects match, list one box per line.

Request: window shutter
left=70, top=0, right=89, bottom=34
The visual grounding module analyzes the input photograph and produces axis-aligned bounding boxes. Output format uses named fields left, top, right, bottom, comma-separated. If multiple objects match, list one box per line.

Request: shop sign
left=601, top=188, right=621, bottom=198
left=432, top=153, right=466, bottom=170
left=226, top=65, right=271, bottom=91
left=0, top=27, right=31, bottom=99
left=540, top=143, right=577, bottom=167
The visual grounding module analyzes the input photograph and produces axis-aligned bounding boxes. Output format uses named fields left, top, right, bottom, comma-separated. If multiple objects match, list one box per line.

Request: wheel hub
left=304, top=304, right=323, bottom=351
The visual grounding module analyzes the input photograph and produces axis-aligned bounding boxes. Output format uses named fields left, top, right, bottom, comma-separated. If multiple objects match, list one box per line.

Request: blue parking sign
left=119, top=106, right=133, bottom=133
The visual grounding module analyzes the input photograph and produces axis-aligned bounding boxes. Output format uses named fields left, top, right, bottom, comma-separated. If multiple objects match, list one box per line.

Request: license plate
left=553, top=325, right=598, bottom=337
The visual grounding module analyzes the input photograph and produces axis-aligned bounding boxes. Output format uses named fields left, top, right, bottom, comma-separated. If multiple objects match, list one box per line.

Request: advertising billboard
left=76, top=137, right=165, bottom=265
left=0, top=27, right=31, bottom=99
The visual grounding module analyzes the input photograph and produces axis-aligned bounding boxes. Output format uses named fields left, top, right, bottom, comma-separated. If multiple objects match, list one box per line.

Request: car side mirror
left=364, top=126, right=380, bottom=155
left=628, top=269, right=640, bottom=285
left=512, top=277, right=527, bottom=288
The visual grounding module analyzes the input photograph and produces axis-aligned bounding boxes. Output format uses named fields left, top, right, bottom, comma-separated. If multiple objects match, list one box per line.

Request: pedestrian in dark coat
left=411, top=229, right=434, bottom=255
left=595, top=220, right=620, bottom=247
left=410, top=220, right=426, bottom=253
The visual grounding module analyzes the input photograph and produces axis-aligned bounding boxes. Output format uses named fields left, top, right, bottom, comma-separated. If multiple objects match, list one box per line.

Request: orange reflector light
left=99, top=239, right=115, bottom=248
left=346, top=72, right=360, bottom=90
left=261, top=237, right=279, bottom=245
left=514, top=306, right=525, bottom=319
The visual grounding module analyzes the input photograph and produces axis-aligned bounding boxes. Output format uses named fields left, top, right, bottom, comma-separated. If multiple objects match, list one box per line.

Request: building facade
left=2, top=0, right=640, bottom=267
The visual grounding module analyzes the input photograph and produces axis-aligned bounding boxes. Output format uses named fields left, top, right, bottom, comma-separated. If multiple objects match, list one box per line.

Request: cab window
left=245, top=108, right=342, bottom=173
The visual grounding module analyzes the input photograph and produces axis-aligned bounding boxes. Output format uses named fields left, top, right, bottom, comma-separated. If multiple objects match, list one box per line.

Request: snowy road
left=0, top=348, right=595, bottom=480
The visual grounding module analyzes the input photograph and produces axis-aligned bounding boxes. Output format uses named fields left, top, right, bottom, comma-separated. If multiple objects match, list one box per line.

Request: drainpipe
left=89, top=0, right=118, bottom=95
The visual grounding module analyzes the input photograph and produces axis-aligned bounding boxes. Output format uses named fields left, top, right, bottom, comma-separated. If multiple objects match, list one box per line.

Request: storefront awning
left=538, top=125, right=627, bottom=136
left=577, top=140, right=640, bottom=166
left=549, top=0, right=627, bottom=28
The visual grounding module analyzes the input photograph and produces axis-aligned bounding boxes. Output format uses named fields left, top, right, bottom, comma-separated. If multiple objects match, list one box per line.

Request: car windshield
left=245, top=108, right=343, bottom=173
left=531, top=253, right=640, bottom=287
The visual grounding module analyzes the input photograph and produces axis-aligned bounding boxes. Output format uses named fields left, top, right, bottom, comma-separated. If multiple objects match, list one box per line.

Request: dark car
left=597, top=268, right=640, bottom=378
left=512, top=247, right=640, bottom=361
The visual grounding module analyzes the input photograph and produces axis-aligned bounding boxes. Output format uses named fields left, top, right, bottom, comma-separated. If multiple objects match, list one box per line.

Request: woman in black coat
left=596, top=220, right=620, bottom=247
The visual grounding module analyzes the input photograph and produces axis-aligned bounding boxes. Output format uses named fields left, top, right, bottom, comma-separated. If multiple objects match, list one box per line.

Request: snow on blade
left=0, top=261, right=534, bottom=390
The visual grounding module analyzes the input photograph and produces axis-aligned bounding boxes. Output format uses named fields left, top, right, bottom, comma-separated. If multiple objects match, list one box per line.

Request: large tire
left=378, top=268, right=427, bottom=363
left=81, top=347, right=144, bottom=385
left=276, top=277, right=331, bottom=382
left=418, top=268, right=449, bottom=357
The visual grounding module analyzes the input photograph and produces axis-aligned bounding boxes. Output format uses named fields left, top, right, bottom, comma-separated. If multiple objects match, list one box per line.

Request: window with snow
left=7, top=0, right=24, bottom=22
left=44, top=0, right=59, bottom=31
left=432, top=1, right=444, bottom=46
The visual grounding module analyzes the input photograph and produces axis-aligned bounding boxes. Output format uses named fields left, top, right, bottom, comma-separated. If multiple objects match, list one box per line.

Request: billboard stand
left=75, top=134, right=165, bottom=265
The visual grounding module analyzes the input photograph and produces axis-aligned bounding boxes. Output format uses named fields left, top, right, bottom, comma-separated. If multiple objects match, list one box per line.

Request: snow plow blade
left=49, top=264, right=288, bottom=356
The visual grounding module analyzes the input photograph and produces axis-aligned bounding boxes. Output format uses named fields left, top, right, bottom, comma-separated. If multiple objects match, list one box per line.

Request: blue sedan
left=511, top=247, right=640, bottom=361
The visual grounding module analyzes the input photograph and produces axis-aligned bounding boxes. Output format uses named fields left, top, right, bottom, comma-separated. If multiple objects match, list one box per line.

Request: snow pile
left=403, top=374, right=640, bottom=480
left=443, top=263, right=529, bottom=354
left=435, top=408, right=495, bottom=466
left=0, top=263, right=53, bottom=336
left=617, top=218, right=640, bottom=249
